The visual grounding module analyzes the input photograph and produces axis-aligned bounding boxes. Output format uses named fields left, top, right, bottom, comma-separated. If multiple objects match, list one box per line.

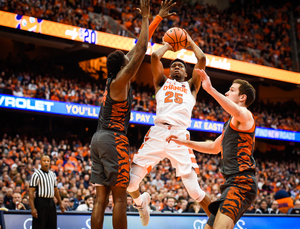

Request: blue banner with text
left=2, top=212, right=300, bottom=229
left=1, top=94, right=299, bottom=142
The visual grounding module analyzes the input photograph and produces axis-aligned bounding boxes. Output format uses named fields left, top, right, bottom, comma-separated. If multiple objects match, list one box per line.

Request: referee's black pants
left=33, top=197, right=57, bottom=229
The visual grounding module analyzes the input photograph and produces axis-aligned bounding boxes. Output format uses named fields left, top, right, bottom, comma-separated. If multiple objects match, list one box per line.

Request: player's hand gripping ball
left=163, top=27, right=187, bottom=52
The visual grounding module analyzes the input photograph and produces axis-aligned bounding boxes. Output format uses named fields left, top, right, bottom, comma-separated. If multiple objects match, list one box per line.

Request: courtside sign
left=2, top=212, right=300, bottom=229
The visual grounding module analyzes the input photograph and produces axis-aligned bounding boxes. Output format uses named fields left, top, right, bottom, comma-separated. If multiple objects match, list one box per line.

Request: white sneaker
left=133, top=192, right=151, bottom=226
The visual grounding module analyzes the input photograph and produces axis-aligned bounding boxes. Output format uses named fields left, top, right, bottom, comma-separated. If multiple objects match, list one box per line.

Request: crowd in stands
left=149, top=0, right=293, bottom=70
left=0, top=0, right=297, bottom=71
left=0, top=132, right=299, bottom=213
left=0, top=67, right=300, bottom=131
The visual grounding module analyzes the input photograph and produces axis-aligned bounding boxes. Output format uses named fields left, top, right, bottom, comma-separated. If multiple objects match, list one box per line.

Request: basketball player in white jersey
left=127, top=30, right=211, bottom=226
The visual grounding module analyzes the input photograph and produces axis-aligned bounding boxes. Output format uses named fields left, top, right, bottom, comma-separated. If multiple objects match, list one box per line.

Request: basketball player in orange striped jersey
left=90, top=1, right=176, bottom=229
left=167, top=69, right=257, bottom=229
left=127, top=30, right=212, bottom=226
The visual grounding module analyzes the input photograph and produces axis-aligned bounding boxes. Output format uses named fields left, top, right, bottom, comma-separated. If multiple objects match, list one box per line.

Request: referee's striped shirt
left=29, top=169, right=57, bottom=198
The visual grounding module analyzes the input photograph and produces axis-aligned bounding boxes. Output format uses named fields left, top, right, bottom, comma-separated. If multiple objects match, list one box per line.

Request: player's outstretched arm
left=166, top=135, right=222, bottom=154
left=184, top=30, right=206, bottom=96
left=127, top=0, right=176, bottom=60
left=158, top=0, right=176, bottom=18
left=148, top=0, right=176, bottom=40
left=149, top=1, right=176, bottom=93
left=151, top=42, right=173, bottom=93
left=112, top=0, right=150, bottom=92
left=196, top=69, right=251, bottom=123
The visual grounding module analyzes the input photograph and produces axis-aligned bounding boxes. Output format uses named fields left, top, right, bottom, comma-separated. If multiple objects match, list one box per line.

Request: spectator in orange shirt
left=69, top=152, right=78, bottom=166
left=56, top=155, right=64, bottom=166
left=50, top=161, right=58, bottom=172
left=50, top=91, right=60, bottom=101
left=4, top=155, right=14, bottom=168
left=64, top=159, right=75, bottom=173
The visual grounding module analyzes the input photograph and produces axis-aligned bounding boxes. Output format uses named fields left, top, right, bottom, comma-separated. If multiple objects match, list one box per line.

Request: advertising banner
left=2, top=212, right=300, bottom=229
left=1, top=94, right=299, bottom=142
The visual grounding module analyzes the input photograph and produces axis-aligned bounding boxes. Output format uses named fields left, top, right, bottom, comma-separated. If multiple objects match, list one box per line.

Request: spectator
left=266, top=195, right=272, bottom=208
left=126, top=195, right=136, bottom=212
left=13, top=86, right=23, bottom=97
left=177, top=199, right=188, bottom=213
left=161, top=197, right=178, bottom=213
left=0, top=194, right=6, bottom=208
left=150, top=174, right=165, bottom=191
left=57, top=196, right=72, bottom=211
left=64, top=159, right=75, bottom=174
left=69, top=197, right=78, bottom=211
left=76, top=195, right=94, bottom=211
left=187, top=201, right=205, bottom=214
left=83, top=174, right=90, bottom=189
left=105, top=195, right=113, bottom=213
left=262, top=181, right=273, bottom=194
left=274, top=189, right=294, bottom=214
left=28, top=79, right=37, bottom=91
left=6, top=193, right=29, bottom=210
left=295, top=199, right=300, bottom=208
left=22, top=196, right=30, bottom=208
left=4, top=188, right=13, bottom=206
left=287, top=199, right=300, bottom=214
left=149, top=200, right=157, bottom=212
left=268, top=200, right=282, bottom=214
left=153, top=199, right=162, bottom=212
left=0, top=77, right=5, bottom=93
left=51, top=147, right=58, bottom=157
left=255, top=199, right=269, bottom=214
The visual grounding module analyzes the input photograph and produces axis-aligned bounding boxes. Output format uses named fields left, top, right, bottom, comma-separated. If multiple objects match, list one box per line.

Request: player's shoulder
left=242, top=107, right=255, bottom=126
left=156, top=76, right=168, bottom=88
left=185, top=79, right=194, bottom=91
left=242, top=107, right=253, bottom=118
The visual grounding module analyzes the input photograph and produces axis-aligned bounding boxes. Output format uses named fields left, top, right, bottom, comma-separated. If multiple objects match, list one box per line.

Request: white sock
left=134, top=195, right=143, bottom=206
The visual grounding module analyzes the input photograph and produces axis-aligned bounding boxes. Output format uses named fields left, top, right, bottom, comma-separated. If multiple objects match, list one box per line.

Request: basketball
left=163, top=27, right=187, bottom=52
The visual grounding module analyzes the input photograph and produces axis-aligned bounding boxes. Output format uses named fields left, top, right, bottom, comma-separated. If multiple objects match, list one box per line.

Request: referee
left=29, top=155, right=65, bottom=229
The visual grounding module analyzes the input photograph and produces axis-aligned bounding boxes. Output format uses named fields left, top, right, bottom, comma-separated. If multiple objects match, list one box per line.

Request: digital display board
left=1, top=94, right=299, bottom=142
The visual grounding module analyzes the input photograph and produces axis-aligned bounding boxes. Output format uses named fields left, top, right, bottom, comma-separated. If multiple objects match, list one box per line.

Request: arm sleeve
left=149, top=15, right=163, bottom=41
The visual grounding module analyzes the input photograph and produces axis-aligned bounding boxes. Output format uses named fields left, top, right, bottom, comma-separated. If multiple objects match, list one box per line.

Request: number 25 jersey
left=154, top=78, right=195, bottom=128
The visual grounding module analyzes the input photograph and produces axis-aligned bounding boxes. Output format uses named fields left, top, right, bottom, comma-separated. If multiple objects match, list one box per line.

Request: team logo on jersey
left=163, top=83, right=188, bottom=94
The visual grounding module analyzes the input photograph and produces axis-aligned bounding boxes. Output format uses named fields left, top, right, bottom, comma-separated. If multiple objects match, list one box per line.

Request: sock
left=134, top=195, right=143, bottom=206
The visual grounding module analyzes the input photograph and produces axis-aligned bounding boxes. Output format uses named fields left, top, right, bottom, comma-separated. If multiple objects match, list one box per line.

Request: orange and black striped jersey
left=97, top=78, right=133, bottom=134
left=220, top=117, right=256, bottom=176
